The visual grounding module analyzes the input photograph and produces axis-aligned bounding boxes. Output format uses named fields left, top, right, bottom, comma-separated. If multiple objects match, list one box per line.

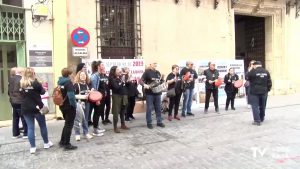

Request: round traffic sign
left=71, top=27, right=90, bottom=47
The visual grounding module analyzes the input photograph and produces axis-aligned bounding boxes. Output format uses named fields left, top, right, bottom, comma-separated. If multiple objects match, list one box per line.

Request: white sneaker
left=92, top=128, right=104, bottom=137
left=85, top=134, right=93, bottom=139
left=30, top=147, right=36, bottom=154
left=75, top=135, right=81, bottom=141
left=12, top=135, right=21, bottom=139
left=97, top=127, right=105, bottom=133
left=247, top=104, right=251, bottom=109
left=44, top=141, right=53, bottom=149
left=22, top=136, right=28, bottom=139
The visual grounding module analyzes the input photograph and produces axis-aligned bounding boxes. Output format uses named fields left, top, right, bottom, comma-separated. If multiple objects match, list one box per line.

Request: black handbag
left=166, top=88, right=176, bottom=97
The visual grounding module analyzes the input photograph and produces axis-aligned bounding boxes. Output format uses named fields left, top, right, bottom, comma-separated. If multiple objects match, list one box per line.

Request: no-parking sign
left=71, top=27, right=90, bottom=47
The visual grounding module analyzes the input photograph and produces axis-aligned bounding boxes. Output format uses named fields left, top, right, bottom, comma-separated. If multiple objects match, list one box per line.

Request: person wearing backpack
left=20, top=67, right=53, bottom=154
left=57, top=68, right=77, bottom=150
left=73, top=70, right=94, bottom=141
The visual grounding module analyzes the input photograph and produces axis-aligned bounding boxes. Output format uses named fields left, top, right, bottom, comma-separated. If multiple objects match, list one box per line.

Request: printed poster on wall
left=82, top=59, right=145, bottom=82
left=179, top=60, right=245, bottom=103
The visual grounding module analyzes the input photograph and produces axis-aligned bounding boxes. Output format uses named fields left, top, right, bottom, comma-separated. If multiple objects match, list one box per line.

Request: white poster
left=179, top=60, right=245, bottom=103
left=82, top=59, right=145, bottom=81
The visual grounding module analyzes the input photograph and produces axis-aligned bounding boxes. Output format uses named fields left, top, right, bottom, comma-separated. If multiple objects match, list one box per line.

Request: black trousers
left=88, top=102, right=95, bottom=123
left=225, top=92, right=237, bottom=108
left=100, top=95, right=111, bottom=121
left=60, top=106, right=76, bottom=145
left=12, top=103, right=27, bottom=136
left=126, top=96, right=136, bottom=118
left=93, top=103, right=101, bottom=128
left=205, top=89, right=219, bottom=109
left=168, top=92, right=182, bottom=116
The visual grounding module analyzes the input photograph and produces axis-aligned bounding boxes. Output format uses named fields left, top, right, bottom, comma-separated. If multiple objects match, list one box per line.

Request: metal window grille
left=0, top=11, right=25, bottom=41
left=96, top=0, right=141, bottom=59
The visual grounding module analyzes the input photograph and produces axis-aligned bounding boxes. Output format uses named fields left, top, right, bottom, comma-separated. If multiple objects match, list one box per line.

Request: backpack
left=52, top=86, right=65, bottom=106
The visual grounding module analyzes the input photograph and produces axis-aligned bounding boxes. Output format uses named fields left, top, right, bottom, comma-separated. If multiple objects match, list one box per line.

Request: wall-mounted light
left=196, top=0, right=201, bottom=7
left=175, top=0, right=179, bottom=4
left=214, top=0, right=220, bottom=9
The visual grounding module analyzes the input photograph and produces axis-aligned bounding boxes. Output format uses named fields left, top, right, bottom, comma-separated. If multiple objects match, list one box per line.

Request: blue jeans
left=74, top=102, right=89, bottom=135
left=11, top=104, right=27, bottom=136
left=146, top=94, right=162, bottom=124
left=182, top=88, right=194, bottom=115
left=249, top=93, right=268, bottom=122
left=23, top=113, right=49, bottom=148
left=84, top=102, right=90, bottom=125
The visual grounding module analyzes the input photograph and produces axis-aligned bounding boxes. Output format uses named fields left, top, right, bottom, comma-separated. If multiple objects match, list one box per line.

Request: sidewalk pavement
left=0, top=93, right=299, bottom=169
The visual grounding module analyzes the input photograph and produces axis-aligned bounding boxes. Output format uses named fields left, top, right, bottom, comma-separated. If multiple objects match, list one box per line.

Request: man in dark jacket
left=140, top=62, right=165, bottom=129
left=248, top=61, right=272, bottom=126
left=180, top=61, right=198, bottom=117
left=8, top=67, right=28, bottom=138
left=204, top=62, right=220, bottom=113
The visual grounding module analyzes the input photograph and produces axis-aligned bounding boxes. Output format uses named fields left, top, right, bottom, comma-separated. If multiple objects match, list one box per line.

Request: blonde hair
left=10, top=67, right=17, bottom=77
left=74, top=70, right=90, bottom=84
left=20, top=67, right=35, bottom=88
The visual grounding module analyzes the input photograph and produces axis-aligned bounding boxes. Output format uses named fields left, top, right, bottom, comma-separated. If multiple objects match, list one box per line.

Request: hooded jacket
left=248, top=67, right=272, bottom=95
left=57, top=77, right=76, bottom=109
left=21, top=79, right=45, bottom=115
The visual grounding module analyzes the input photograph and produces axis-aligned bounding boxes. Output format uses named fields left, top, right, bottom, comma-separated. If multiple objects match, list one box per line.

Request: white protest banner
left=179, top=60, right=245, bottom=104
left=82, top=59, right=145, bottom=81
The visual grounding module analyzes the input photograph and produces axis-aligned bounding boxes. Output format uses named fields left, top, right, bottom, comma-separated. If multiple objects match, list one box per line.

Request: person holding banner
left=224, top=68, right=239, bottom=111
left=140, top=62, right=165, bottom=129
left=204, top=62, right=220, bottom=113
left=180, top=61, right=198, bottom=117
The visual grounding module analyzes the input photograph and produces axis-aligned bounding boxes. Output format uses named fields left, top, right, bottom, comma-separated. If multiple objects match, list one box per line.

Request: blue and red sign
left=71, top=27, right=90, bottom=47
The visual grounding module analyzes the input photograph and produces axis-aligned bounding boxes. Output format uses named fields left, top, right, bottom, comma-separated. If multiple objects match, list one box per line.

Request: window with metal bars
left=98, top=0, right=136, bottom=59
left=0, top=11, right=25, bottom=41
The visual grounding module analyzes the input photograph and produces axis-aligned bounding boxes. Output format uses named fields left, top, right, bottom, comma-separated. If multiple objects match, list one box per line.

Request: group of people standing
left=141, top=60, right=272, bottom=129
left=8, top=67, right=53, bottom=154
left=7, top=59, right=271, bottom=154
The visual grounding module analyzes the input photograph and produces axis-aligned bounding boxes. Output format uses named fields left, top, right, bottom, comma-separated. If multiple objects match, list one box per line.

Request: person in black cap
left=248, top=61, right=272, bottom=126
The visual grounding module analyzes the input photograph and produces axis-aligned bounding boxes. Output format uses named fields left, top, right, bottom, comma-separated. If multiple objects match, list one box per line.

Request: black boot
left=231, top=98, right=235, bottom=110
left=113, top=121, right=120, bottom=133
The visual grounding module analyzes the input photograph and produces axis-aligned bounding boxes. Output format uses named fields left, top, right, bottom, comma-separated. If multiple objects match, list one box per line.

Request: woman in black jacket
left=20, top=67, right=53, bottom=154
left=166, top=65, right=181, bottom=121
left=109, top=66, right=129, bottom=133
left=224, top=68, right=239, bottom=110
left=123, top=67, right=139, bottom=121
